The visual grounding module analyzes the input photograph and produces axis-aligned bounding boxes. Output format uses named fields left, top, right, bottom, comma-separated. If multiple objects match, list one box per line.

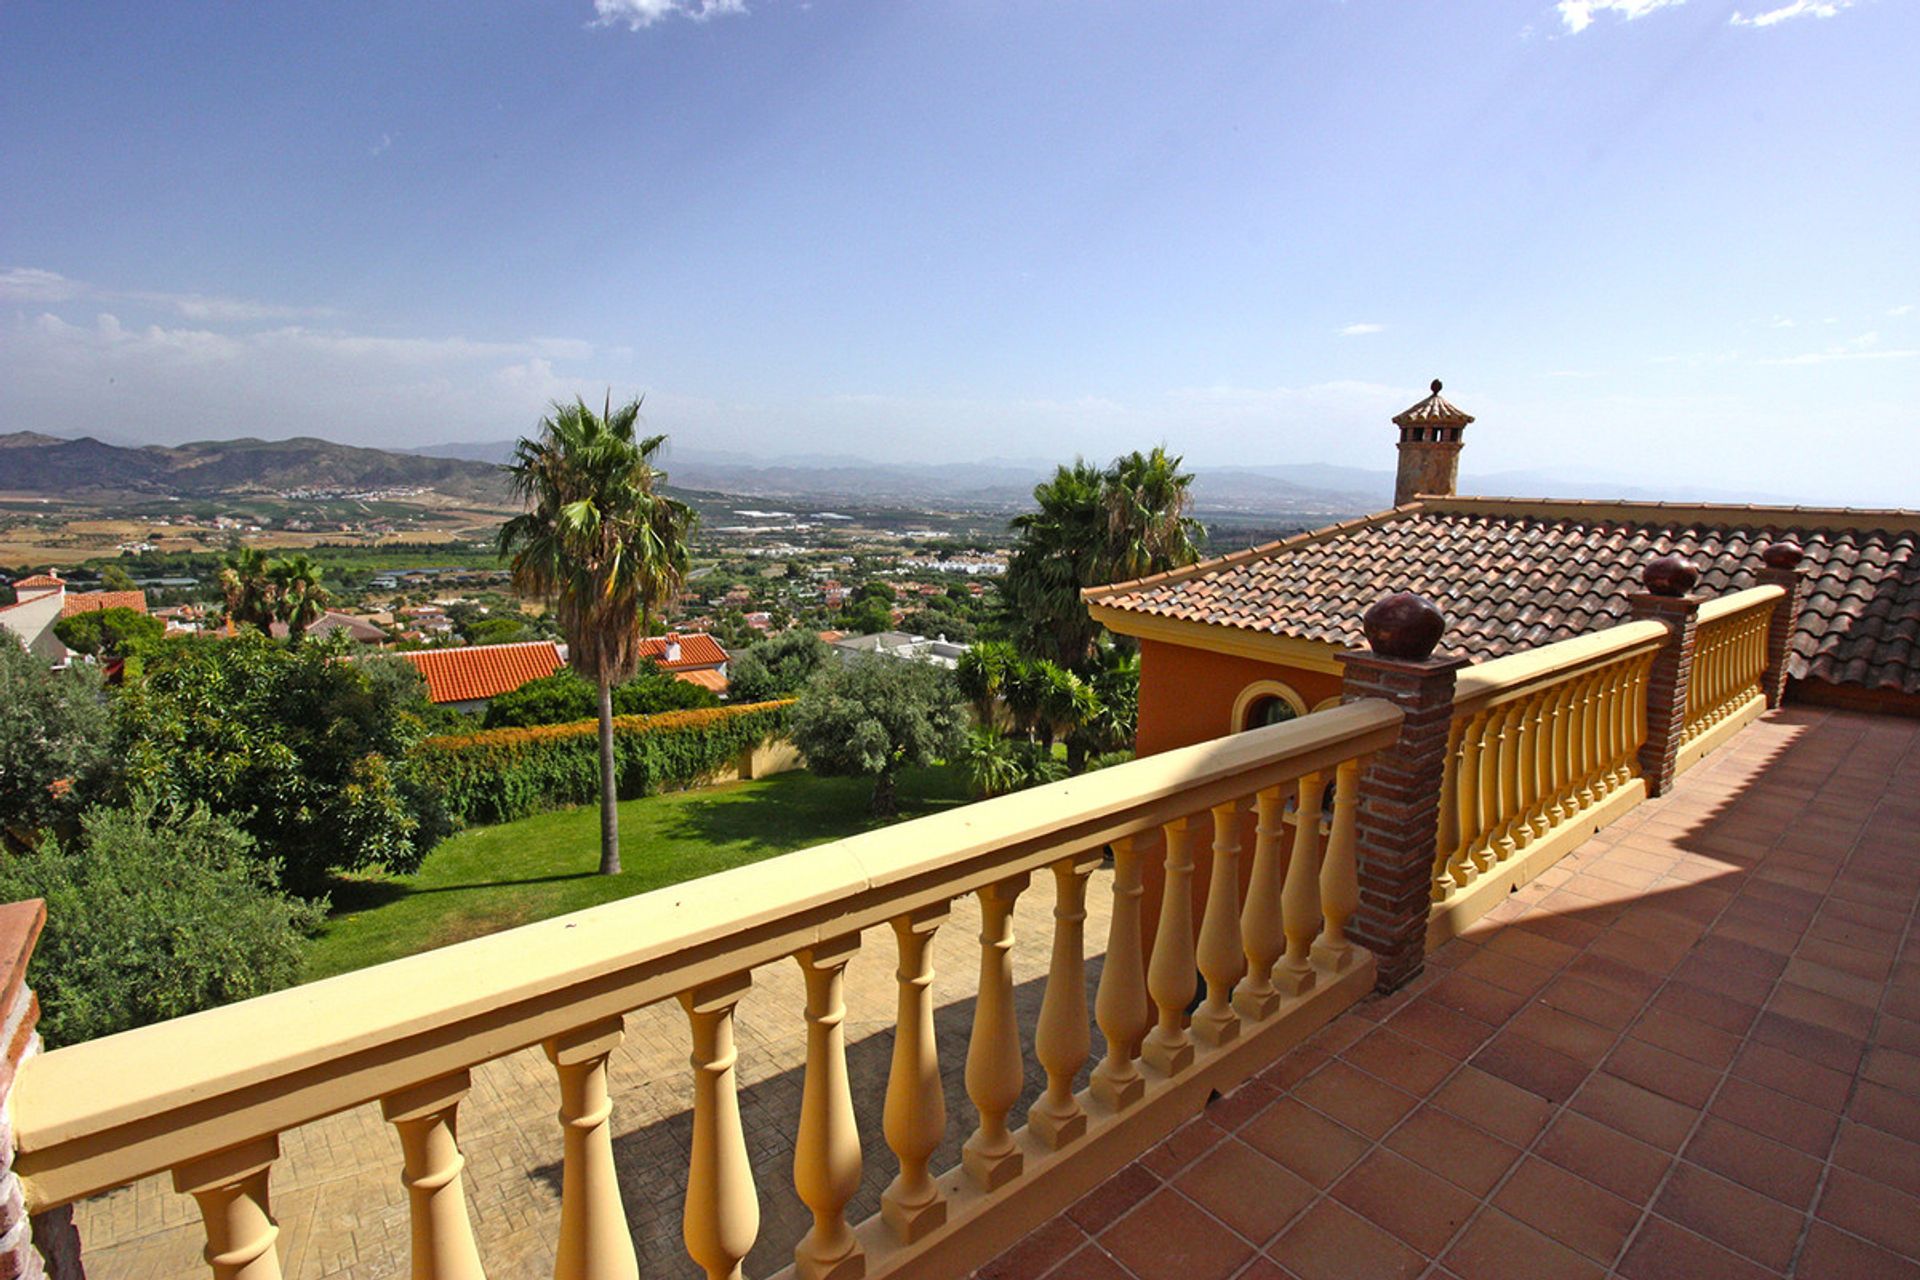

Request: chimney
left=1391, top=379, right=1474, bottom=507
left=664, top=632, right=682, bottom=663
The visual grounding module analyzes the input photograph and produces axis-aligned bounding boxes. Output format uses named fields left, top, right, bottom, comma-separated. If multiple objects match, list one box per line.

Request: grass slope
left=305, top=764, right=968, bottom=980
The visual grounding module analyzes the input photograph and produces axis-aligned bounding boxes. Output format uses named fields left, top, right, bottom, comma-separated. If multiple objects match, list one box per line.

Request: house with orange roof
left=398, top=640, right=565, bottom=712
left=0, top=571, right=148, bottom=664
left=639, top=631, right=731, bottom=694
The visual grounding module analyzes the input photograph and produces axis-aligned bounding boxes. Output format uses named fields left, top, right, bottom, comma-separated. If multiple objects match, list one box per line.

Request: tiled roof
left=11, top=573, right=63, bottom=590
left=61, top=591, right=148, bottom=617
left=1086, top=497, right=1920, bottom=694
left=400, top=641, right=564, bottom=705
left=674, top=667, right=730, bottom=694
left=1392, top=380, right=1475, bottom=428
left=638, top=632, right=729, bottom=670
left=271, top=611, right=386, bottom=643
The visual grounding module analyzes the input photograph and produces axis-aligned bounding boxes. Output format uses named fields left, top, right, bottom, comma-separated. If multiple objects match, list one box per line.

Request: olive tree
left=790, top=654, right=965, bottom=816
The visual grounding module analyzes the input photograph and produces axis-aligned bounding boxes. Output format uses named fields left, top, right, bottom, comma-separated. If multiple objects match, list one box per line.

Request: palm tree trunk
left=597, top=675, right=621, bottom=875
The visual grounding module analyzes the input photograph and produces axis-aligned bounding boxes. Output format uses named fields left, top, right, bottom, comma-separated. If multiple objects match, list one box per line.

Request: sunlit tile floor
left=980, top=707, right=1920, bottom=1280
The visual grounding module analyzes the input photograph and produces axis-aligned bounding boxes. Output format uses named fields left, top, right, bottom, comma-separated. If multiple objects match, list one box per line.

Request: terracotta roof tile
left=638, top=632, right=729, bottom=669
left=674, top=668, right=730, bottom=694
left=11, top=573, right=64, bottom=590
left=1086, top=497, right=1920, bottom=695
left=61, top=590, right=148, bottom=617
left=400, top=641, right=564, bottom=705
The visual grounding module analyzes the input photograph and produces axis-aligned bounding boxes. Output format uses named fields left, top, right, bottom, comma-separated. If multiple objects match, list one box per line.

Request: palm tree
left=269, top=554, right=331, bottom=641
left=955, top=639, right=1018, bottom=727
left=1102, top=447, right=1203, bottom=583
left=498, top=394, right=696, bottom=876
left=1001, top=461, right=1107, bottom=671
left=218, top=548, right=276, bottom=635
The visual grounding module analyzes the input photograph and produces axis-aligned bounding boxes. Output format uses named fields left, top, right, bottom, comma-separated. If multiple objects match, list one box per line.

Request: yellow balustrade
left=1682, top=586, right=1782, bottom=756
left=1432, top=620, right=1668, bottom=926
left=11, top=701, right=1402, bottom=1280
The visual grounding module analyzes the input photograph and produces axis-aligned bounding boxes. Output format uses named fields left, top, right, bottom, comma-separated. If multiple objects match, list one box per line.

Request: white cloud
left=1556, top=0, right=1685, bottom=35
left=1766, top=315, right=1795, bottom=329
left=2, top=264, right=331, bottom=323
left=370, top=132, right=394, bottom=157
left=1891, top=304, right=1915, bottom=317
left=0, top=267, right=86, bottom=302
left=1338, top=322, right=1385, bottom=337
left=590, top=0, right=747, bottom=30
left=1729, top=0, right=1855, bottom=26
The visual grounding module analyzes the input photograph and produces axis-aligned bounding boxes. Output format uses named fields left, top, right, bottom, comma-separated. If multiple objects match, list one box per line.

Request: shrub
left=791, top=656, right=965, bottom=815
left=0, top=804, right=323, bottom=1045
left=727, top=629, right=830, bottom=704
left=52, top=606, right=165, bottom=657
left=415, top=700, right=795, bottom=825
left=0, top=636, right=112, bottom=850
left=482, top=664, right=719, bottom=729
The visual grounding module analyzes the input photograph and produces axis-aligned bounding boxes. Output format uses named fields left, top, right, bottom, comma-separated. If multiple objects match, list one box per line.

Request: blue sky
left=2, top=0, right=1915, bottom=504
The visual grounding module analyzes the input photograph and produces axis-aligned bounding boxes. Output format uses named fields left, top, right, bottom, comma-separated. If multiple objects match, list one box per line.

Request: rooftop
left=1086, top=496, right=1920, bottom=693
left=398, top=639, right=564, bottom=704
left=984, top=706, right=1920, bottom=1280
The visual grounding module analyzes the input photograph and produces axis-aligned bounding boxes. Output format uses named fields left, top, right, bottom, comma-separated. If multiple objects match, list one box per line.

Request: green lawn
left=304, top=763, right=970, bottom=980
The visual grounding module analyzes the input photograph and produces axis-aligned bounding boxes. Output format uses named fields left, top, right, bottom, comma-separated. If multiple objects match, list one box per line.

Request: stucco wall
left=1135, top=637, right=1344, bottom=757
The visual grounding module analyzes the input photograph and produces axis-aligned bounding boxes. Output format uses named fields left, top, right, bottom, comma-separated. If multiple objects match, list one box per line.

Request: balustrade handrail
left=1695, top=583, right=1785, bottom=626
left=1452, top=618, right=1670, bottom=714
left=13, top=698, right=1403, bottom=1212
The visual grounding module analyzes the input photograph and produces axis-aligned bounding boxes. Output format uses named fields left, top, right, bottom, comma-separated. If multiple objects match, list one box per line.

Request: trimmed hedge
left=415, top=700, right=796, bottom=825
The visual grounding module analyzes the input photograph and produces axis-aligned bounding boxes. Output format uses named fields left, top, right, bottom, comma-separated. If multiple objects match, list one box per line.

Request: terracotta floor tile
left=1537, top=975, right=1643, bottom=1032
left=1708, top=1076, right=1840, bottom=1156
left=1068, top=1163, right=1163, bottom=1236
left=1602, top=1038, right=1724, bottom=1109
left=1099, top=1187, right=1255, bottom=1280
left=1506, top=1001, right=1616, bottom=1067
left=1681, top=1115, right=1824, bottom=1210
left=1769, top=981, right=1878, bottom=1038
left=1140, top=1116, right=1230, bottom=1179
left=1670, top=955, right=1779, bottom=1008
left=1490, top=1156, right=1641, bottom=1264
left=1784, top=955, right=1888, bottom=1008
left=1455, top=949, right=1558, bottom=998
left=1237, top=1096, right=1370, bottom=1188
left=1533, top=1110, right=1673, bottom=1203
left=1265, top=1198, right=1426, bottom=1280
left=1729, top=1039, right=1854, bottom=1111
left=1480, top=927, right=1580, bottom=973
left=1794, top=1223, right=1920, bottom=1280
left=1815, top=1167, right=1920, bottom=1260
left=1563, top=951, right=1665, bottom=1001
left=1340, top=1027, right=1458, bottom=1097
left=1256, top=1045, right=1330, bottom=1092
left=1293, top=1062, right=1419, bottom=1140
left=1471, top=1031, right=1591, bottom=1105
left=1614, top=1217, right=1778, bottom=1280
left=1043, top=1243, right=1136, bottom=1280
left=1172, top=1139, right=1315, bottom=1248
left=1568, top=1072, right=1698, bottom=1152
left=1440, top=1209, right=1605, bottom=1280
left=1330, top=1148, right=1479, bottom=1257
left=1387, top=998, right=1496, bottom=1059
left=1383, top=1105, right=1521, bottom=1198
left=1830, top=1120, right=1920, bottom=1201
left=1863, top=1046, right=1920, bottom=1093
left=1649, top=980, right=1760, bottom=1038
left=1206, top=1079, right=1283, bottom=1131
left=1748, top=1009, right=1868, bottom=1075
left=1427, top=972, right=1531, bottom=1024
left=1431, top=1066, right=1554, bottom=1148
left=1628, top=1006, right=1743, bottom=1071
left=979, top=1215, right=1091, bottom=1279
left=1653, top=1162, right=1805, bottom=1271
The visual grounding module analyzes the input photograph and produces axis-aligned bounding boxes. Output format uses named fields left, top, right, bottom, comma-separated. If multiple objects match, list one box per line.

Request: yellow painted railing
left=11, top=701, right=1402, bottom=1280
left=1682, top=585, right=1782, bottom=752
left=1432, top=621, right=1668, bottom=907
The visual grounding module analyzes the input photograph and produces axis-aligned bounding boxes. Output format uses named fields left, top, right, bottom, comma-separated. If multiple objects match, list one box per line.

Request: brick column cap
left=0, top=901, right=45, bottom=1019
left=1625, top=590, right=1705, bottom=619
left=1337, top=648, right=1472, bottom=679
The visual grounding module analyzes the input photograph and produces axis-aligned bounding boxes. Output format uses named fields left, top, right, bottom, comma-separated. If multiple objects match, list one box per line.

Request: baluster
left=1507, top=698, right=1534, bottom=850
left=1524, top=691, right=1551, bottom=841
left=793, top=937, right=863, bottom=1280
left=964, top=873, right=1029, bottom=1189
left=1586, top=668, right=1610, bottom=802
left=173, top=1137, right=283, bottom=1280
left=1460, top=710, right=1493, bottom=874
left=682, top=975, right=758, bottom=1280
left=1192, top=800, right=1248, bottom=1046
left=1276, top=772, right=1329, bottom=995
left=1314, top=759, right=1362, bottom=972
left=1605, top=662, right=1631, bottom=790
left=882, top=904, right=949, bottom=1242
left=1030, top=853, right=1098, bottom=1147
left=1434, top=720, right=1465, bottom=900
left=1491, top=703, right=1521, bottom=861
left=1545, top=680, right=1573, bottom=824
left=1236, top=787, right=1289, bottom=1018
left=545, top=1017, right=638, bottom=1280
left=1140, top=818, right=1197, bottom=1076
left=381, top=1072, right=487, bottom=1280
left=1091, top=833, right=1152, bottom=1111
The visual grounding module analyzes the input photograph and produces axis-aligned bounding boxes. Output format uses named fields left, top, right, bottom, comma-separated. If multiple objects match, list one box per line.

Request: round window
left=1244, top=695, right=1298, bottom=729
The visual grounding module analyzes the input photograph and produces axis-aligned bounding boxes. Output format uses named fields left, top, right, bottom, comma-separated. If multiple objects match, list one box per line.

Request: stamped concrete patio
left=980, top=706, right=1920, bottom=1280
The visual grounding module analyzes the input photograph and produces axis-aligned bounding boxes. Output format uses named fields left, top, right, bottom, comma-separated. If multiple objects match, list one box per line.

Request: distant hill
left=0, top=433, right=510, bottom=501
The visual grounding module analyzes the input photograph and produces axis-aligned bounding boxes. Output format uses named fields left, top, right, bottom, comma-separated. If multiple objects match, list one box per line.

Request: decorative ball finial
left=1362, top=591, right=1447, bottom=661
left=1643, top=553, right=1701, bottom=598
left=1430, top=378, right=1443, bottom=394
left=1760, top=540, right=1804, bottom=570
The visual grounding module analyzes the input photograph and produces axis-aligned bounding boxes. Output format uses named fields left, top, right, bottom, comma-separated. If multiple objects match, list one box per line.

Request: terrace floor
left=980, top=706, right=1920, bottom=1280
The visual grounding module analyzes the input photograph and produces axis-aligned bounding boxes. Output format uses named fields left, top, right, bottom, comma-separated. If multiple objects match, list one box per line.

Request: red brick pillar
left=1338, top=593, right=1467, bottom=993
left=1627, top=554, right=1704, bottom=799
left=0, top=900, right=83, bottom=1280
left=1755, top=541, right=1807, bottom=709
